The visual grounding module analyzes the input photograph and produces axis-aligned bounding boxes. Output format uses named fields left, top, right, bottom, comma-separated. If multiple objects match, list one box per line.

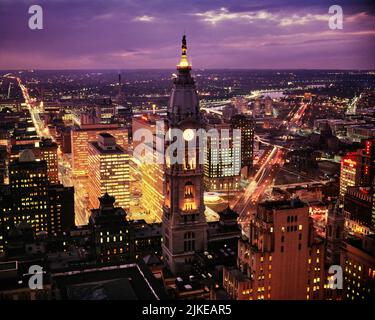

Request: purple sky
left=0, top=0, right=374, bottom=69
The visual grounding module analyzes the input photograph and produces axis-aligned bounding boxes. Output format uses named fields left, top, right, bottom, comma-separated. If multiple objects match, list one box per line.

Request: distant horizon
left=2, top=68, right=375, bottom=72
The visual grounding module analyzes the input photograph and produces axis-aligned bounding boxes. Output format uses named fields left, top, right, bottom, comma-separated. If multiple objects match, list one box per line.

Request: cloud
left=211, top=28, right=375, bottom=54
left=279, top=13, right=328, bottom=26
left=194, top=7, right=330, bottom=26
left=109, top=49, right=151, bottom=59
left=194, top=7, right=273, bottom=25
left=345, top=11, right=370, bottom=23
left=133, top=15, right=155, bottom=22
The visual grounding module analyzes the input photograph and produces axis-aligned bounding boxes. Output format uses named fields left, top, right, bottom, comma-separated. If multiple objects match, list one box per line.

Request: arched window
left=184, top=181, right=194, bottom=198
left=184, top=149, right=196, bottom=170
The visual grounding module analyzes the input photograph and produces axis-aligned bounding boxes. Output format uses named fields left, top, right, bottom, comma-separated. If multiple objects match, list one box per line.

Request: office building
left=132, top=115, right=165, bottom=220
left=89, top=193, right=132, bottom=263
left=61, top=127, right=72, bottom=154
left=87, top=133, right=130, bottom=210
left=342, top=234, right=375, bottom=300
left=8, top=150, right=50, bottom=233
left=264, top=97, right=273, bottom=116
left=9, top=138, right=59, bottom=184
left=340, top=139, right=375, bottom=198
left=1, top=149, right=74, bottom=238
left=223, top=199, right=325, bottom=300
left=339, top=152, right=361, bottom=198
left=326, top=200, right=345, bottom=266
left=95, top=99, right=115, bottom=124
left=204, top=121, right=241, bottom=191
left=37, top=138, right=59, bottom=184
left=340, top=139, right=375, bottom=233
left=71, top=123, right=128, bottom=177
left=47, top=184, right=75, bottom=233
left=344, top=186, right=373, bottom=235
left=231, top=96, right=248, bottom=114
left=360, top=139, right=375, bottom=186
left=231, top=114, right=255, bottom=177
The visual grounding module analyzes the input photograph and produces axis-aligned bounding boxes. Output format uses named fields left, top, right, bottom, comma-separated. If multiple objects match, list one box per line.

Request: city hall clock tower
left=162, top=35, right=208, bottom=274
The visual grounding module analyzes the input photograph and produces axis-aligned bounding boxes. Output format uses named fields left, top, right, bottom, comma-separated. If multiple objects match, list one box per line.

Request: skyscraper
left=204, top=121, right=241, bottom=191
left=8, top=138, right=58, bottom=184
left=48, top=183, right=75, bottom=233
left=87, top=133, right=130, bottom=210
left=162, top=35, right=208, bottom=274
left=341, top=139, right=375, bottom=233
left=89, top=193, right=133, bottom=263
left=339, top=152, right=361, bottom=198
left=132, top=114, right=165, bottom=221
left=340, top=139, right=375, bottom=198
left=37, top=138, right=59, bottom=184
left=342, top=234, right=375, bottom=300
left=8, top=150, right=49, bottom=233
left=344, top=186, right=373, bottom=234
left=95, top=99, right=115, bottom=124
left=2, top=149, right=74, bottom=235
left=223, top=199, right=325, bottom=300
left=326, top=200, right=345, bottom=266
left=71, top=123, right=128, bottom=177
left=231, top=114, right=255, bottom=177
left=265, top=97, right=273, bottom=116
left=360, top=139, right=375, bottom=186
left=253, top=99, right=261, bottom=117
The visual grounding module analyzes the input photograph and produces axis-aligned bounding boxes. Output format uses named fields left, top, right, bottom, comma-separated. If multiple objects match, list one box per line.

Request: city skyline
left=0, top=1, right=375, bottom=304
left=0, top=0, right=375, bottom=70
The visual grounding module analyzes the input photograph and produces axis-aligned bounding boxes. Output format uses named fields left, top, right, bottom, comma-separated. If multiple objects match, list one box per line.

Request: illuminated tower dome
left=168, top=35, right=199, bottom=124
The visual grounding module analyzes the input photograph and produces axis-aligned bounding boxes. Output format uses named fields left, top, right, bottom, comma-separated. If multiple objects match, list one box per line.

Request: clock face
left=183, top=129, right=195, bottom=141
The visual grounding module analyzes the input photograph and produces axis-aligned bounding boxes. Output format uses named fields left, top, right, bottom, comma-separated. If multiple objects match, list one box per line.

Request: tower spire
left=177, top=34, right=190, bottom=69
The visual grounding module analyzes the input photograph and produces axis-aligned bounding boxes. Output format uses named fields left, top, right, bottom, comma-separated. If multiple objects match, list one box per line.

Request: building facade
left=36, top=138, right=59, bottom=184
left=344, top=186, right=373, bottom=235
left=342, top=234, right=375, bottom=300
left=339, top=152, right=361, bottom=198
left=87, top=133, right=129, bottom=210
left=1, top=149, right=74, bottom=237
left=223, top=199, right=325, bottom=300
left=133, top=114, right=165, bottom=221
left=326, top=200, right=345, bottom=266
left=231, top=114, right=255, bottom=177
left=89, top=193, right=133, bottom=263
left=71, top=123, right=128, bottom=177
left=8, top=150, right=49, bottom=233
left=204, top=121, right=241, bottom=192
